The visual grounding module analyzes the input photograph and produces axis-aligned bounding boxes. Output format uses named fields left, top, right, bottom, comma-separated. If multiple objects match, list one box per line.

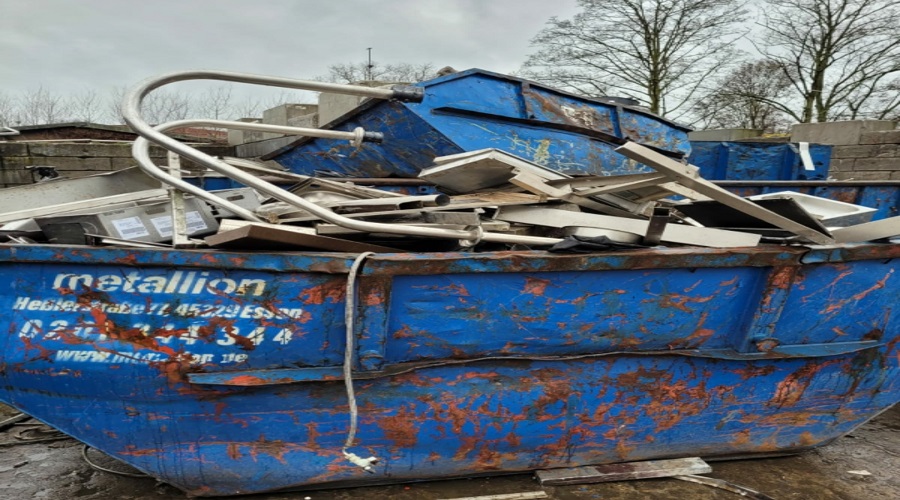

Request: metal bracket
left=643, top=206, right=670, bottom=246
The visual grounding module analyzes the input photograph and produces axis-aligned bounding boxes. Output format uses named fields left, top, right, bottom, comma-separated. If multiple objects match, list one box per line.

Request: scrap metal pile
left=2, top=142, right=897, bottom=252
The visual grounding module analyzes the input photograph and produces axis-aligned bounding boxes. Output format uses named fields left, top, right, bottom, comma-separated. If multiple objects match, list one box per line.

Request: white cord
left=350, top=127, right=366, bottom=148
left=342, top=251, right=378, bottom=473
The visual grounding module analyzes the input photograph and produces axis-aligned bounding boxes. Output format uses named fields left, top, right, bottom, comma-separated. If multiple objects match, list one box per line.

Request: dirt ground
left=0, top=403, right=897, bottom=500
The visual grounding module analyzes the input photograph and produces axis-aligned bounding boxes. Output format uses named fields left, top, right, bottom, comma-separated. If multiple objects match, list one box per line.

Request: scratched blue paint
left=855, top=185, right=900, bottom=220
left=772, top=260, right=895, bottom=346
left=383, top=267, right=766, bottom=362
left=0, top=244, right=898, bottom=496
left=269, top=69, right=691, bottom=177
left=689, top=141, right=832, bottom=180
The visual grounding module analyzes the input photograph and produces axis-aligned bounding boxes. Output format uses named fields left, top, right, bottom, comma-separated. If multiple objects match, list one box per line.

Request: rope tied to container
left=350, top=127, right=366, bottom=148
left=342, top=251, right=379, bottom=473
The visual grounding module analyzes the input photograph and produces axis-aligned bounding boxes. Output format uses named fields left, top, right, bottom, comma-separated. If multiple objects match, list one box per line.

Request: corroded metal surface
left=0, top=244, right=898, bottom=496
left=688, top=142, right=832, bottom=181
left=270, top=69, right=690, bottom=178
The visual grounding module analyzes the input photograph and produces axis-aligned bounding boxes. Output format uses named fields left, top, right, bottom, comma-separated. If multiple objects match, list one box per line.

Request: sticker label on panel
left=111, top=216, right=151, bottom=239
left=151, top=211, right=208, bottom=237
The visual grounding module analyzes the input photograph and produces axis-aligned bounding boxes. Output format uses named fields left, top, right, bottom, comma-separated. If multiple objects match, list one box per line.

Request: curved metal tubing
left=132, top=119, right=383, bottom=221
left=123, top=71, right=561, bottom=246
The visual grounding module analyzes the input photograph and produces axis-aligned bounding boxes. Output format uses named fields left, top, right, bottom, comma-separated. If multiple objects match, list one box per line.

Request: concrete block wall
left=687, top=129, right=763, bottom=141
left=791, top=120, right=895, bottom=146
left=227, top=82, right=394, bottom=150
left=824, top=129, right=900, bottom=181
left=318, top=93, right=367, bottom=126
left=226, top=118, right=263, bottom=146
left=261, top=104, right=319, bottom=140
left=0, top=141, right=234, bottom=188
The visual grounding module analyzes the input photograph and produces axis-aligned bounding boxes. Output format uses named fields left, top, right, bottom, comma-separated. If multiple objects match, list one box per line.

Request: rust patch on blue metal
left=0, top=244, right=898, bottom=496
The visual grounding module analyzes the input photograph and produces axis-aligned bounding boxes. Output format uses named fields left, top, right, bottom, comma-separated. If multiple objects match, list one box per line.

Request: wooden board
left=536, top=457, right=711, bottom=486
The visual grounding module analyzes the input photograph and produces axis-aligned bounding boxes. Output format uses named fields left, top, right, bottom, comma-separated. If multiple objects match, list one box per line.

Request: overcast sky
left=0, top=0, right=581, bottom=99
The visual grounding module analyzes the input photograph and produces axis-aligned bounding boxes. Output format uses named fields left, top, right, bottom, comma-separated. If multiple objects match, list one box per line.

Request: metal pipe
left=714, top=180, right=900, bottom=187
left=123, top=71, right=562, bottom=247
left=132, top=126, right=258, bottom=221
left=133, top=119, right=384, bottom=221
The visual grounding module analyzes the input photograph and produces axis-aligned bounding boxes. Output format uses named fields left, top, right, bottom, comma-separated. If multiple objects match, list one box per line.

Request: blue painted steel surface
left=269, top=69, right=691, bottom=177
left=0, top=243, right=898, bottom=496
left=689, top=141, right=832, bottom=181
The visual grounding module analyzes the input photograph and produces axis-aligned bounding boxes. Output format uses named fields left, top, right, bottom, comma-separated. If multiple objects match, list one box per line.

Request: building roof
left=6, top=122, right=226, bottom=143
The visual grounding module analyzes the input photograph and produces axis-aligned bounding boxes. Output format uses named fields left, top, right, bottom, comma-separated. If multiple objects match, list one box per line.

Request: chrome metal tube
left=132, top=118, right=385, bottom=221
left=123, top=71, right=561, bottom=246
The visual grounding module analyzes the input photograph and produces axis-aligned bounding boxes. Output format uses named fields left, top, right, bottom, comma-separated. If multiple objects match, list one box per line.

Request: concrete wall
left=687, top=129, right=763, bottom=141
left=791, top=120, right=896, bottom=146
left=827, top=129, right=900, bottom=180
left=0, top=141, right=234, bottom=188
left=226, top=118, right=263, bottom=146
left=226, top=82, right=395, bottom=150
left=227, top=105, right=320, bottom=145
left=317, top=93, right=368, bottom=126
left=788, top=120, right=898, bottom=180
left=261, top=104, right=319, bottom=140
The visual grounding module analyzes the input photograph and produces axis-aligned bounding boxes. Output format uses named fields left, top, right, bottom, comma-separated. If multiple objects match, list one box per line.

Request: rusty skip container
left=267, top=69, right=692, bottom=178
left=0, top=241, right=898, bottom=496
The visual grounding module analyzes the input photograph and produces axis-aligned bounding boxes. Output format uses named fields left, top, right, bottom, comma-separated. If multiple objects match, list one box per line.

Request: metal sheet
left=688, top=141, right=832, bottom=181
left=747, top=191, right=876, bottom=227
left=536, top=457, right=711, bottom=485
left=0, top=167, right=160, bottom=214
left=0, top=189, right=169, bottom=225
left=615, top=143, right=834, bottom=245
left=495, top=205, right=761, bottom=247
left=270, top=69, right=690, bottom=178
left=419, top=148, right=568, bottom=193
left=205, top=220, right=402, bottom=253
left=36, top=196, right=219, bottom=244
left=676, top=198, right=831, bottom=234
left=831, top=216, right=900, bottom=243
left=0, top=244, right=897, bottom=496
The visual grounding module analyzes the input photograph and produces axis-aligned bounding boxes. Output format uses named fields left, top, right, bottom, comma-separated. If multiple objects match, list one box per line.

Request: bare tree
left=521, top=0, right=748, bottom=118
left=876, top=78, right=900, bottom=122
left=693, top=60, right=793, bottom=132
left=0, top=92, right=17, bottom=127
left=321, top=61, right=436, bottom=84
left=841, top=75, right=900, bottom=121
left=68, top=89, right=102, bottom=123
left=262, top=90, right=311, bottom=109
left=105, top=86, right=127, bottom=124
left=195, top=85, right=233, bottom=120
left=757, top=0, right=900, bottom=123
left=232, top=95, right=265, bottom=120
left=144, top=90, right=192, bottom=124
left=106, top=86, right=193, bottom=125
left=18, top=86, right=71, bottom=125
